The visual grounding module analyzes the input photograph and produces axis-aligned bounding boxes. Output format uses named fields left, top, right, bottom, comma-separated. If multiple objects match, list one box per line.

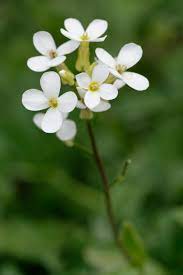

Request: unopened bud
left=59, top=69, right=75, bottom=86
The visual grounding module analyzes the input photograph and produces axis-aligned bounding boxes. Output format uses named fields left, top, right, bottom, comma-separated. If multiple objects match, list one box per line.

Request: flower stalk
left=76, top=41, right=90, bottom=72
left=86, top=120, right=129, bottom=261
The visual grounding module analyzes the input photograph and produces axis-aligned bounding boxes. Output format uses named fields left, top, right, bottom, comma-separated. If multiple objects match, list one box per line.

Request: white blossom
left=22, top=71, right=77, bottom=133
left=27, top=31, right=79, bottom=72
left=96, top=43, right=149, bottom=91
left=75, top=64, right=118, bottom=109
left=113, top=79, right=125, bottom=89
left=33, top=112, right=77, bottom=141
left=60, top=18, right=108, bottom=43
left=76, top=87, right=111, bottom=112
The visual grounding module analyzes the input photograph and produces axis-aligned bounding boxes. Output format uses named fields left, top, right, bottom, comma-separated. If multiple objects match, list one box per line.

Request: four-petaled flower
left=61, top=18, right=108, bottom=44
left=76, top=64, right=118, bottom=109
left=33, top=112, right=77, bottom=142
left=96, top=43, right=149, bottom=91
left=22, top=71, right=77, bottom=133
left=27, top=31, right=79, bottom=72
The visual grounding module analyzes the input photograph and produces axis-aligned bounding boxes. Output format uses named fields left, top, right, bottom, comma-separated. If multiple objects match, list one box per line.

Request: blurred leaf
left=171, top=207, right=183, bottom=227
left=0, top=219, right=89, bottom=273
left=0, top=265, right=22, bottom=275
left=120, top=222, right=147, bottom=267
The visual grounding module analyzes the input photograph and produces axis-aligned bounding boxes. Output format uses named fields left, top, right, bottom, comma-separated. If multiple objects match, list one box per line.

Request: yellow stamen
left=49, top=98, right=58, bottom=108
left=49, top=50, right=57, bottom=59
left=80, top=32, right=89, bottom=41
left=116, top=64, right=126, bottom=74
left=89, top=81, right=99, bottom=92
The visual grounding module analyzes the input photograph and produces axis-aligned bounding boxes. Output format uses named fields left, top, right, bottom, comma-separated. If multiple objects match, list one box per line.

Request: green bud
left=57, top=63, right=75, bottom=86
left=59, top=70, right=75, bottom=86
left=76, top=42, right=90, bottom=72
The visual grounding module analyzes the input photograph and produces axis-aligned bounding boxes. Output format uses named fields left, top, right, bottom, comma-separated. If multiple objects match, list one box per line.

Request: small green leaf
left=120, top=222, right=147, bottom=268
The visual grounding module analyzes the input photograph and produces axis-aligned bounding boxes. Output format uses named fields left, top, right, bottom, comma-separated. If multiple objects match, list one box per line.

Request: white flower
left=113, top=79, right=125, bottom=90
left=76, top=87, right=111, bottom=112
left=75, top=64, right=118, bottom=109
left=22, top=71, right=77, bottom=133
left=27, top=31, right=79, bottom=72
left=60, top=18, right=108, bottom=43
left=33, top=112, right=77, bottom=141
left=96, top=43, right=149, bottom=91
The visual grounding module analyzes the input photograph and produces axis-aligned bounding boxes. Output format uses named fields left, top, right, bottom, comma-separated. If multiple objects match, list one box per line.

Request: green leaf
left=120, top=222, right=147, bottom=267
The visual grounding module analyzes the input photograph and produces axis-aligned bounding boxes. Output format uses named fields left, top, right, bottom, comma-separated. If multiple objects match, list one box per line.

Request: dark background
left=0, top=0, right=183, bottom=274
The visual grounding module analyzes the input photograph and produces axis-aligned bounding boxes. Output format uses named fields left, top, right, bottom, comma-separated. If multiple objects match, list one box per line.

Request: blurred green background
left=0, top=0, right=183, bottom=274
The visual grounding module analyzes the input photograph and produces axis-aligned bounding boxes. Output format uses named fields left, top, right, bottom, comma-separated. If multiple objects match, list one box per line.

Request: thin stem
left=111, top=159, right=131, bottom=187
left=74, top=142, right=93, bottom=156
left=86, top=120, right=129, bottom=260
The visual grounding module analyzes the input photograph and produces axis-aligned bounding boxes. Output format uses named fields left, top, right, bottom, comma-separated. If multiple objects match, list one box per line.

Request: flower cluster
left=22, top=18, right=149, bottom=144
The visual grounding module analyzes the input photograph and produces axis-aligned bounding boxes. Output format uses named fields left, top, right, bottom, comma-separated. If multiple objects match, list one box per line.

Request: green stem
left=111, top=159, right=131, bottom=187
left=74, top=142, right=93, bottom=156
left=86, top=120, right=129, bottom=261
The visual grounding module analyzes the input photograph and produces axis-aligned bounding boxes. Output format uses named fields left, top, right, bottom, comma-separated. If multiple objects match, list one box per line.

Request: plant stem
left=74, top=142, right=93, bottom=157
left=86, top=120, right=129, bottom=260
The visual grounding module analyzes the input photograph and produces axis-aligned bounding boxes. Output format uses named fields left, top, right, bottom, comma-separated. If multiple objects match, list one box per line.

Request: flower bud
left=57, top=63, right=75, bottom=86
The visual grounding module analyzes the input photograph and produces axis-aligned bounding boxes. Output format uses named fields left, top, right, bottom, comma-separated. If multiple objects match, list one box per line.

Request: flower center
left=49, top=50, right=57, bottom=59
left=80, top=32, right=89, bottom=41
left=116, top=64, right=126, bottom=74
left=49, top=98, right=58, bottom=108
left=89, top=81, right=100, bottom=92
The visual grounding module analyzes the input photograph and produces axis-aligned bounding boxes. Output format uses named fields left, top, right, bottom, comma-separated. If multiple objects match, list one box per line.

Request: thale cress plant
left=22, top=18, right=149, bottom=264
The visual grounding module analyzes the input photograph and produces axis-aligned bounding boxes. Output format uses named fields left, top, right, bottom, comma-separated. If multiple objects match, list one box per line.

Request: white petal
left=90, top=35, right=107, bottom=42
left=57, top=40, right=80, bottom=55
left=22, top=89, right=48, bottom=111
left=117, top=43, right=143, bottom=69
left=77, top=87, right=86, bottom=98
left=41, top=108, right=63, bottom=133
left=92, top=64, right=109, bottom=83
left=76, top=73, right=91, bottom=89
left=56, top=119, right=77, bottom=141
left=33, top=113, right=44, bottom=129
left=60, top=29, right=80, bottom=41
left=49, top=56, right=66, bottom=67
left=58, top=91, right=77, bottom=113
left=99, top=84, right=118, bottom=100
left=77, top=100, right=86, bottom=109
left=121, top=72, right=149, bottom=91
left=86, top=19, right=108, bottom=40
left=62, top=112, right=69, bottom=119
left=92, top=100, right=111, bottom=112
left=33, top=31, right=56, bottom=55
left=27, top=56, right=50, bottom=72
left=84, top=91, right=100, bottom=109
left=113, top=79, right=125, bottom=89
left=40, top=71, right=61, bottom=99
left=95, top=48, right=116, bottom=68
left=108, top=68, right=122, bottom=78
left=64, top=18, right=84, bottom=36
